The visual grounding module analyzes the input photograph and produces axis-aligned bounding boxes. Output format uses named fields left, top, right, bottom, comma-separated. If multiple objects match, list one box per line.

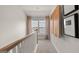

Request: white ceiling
left=20, top=5, right=56, bottom=16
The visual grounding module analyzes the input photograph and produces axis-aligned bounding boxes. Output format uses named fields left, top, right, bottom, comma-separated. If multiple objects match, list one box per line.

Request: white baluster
left=19, top=42, right=22, bottom=48
left=16, top=46, right=18, bottom=53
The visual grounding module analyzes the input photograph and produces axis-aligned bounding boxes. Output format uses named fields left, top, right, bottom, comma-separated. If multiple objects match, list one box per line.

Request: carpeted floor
left=36, top=39, right=57, bottom=53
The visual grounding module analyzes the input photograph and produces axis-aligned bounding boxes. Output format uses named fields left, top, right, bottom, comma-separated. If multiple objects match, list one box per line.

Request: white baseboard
left=33, top=44, right=38, bottom=53
left=50, top=39, right=59, bottom=53
left=50, top=35, right=59, bottom=53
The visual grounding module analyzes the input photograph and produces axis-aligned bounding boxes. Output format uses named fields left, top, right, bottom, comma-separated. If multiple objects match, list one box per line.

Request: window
left=32, top=18, right=38, bottom=31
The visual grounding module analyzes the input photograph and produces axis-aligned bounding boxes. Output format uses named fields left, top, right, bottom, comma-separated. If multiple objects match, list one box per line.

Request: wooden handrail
left=0, top=32, right=35, bottom=52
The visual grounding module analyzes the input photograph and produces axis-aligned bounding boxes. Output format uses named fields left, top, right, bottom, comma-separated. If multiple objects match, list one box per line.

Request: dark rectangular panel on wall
left=64, top=13, right=79, bottom=38
left=63, top=5, right=79, bottom=16
left=75, top=14, right=79, bottom=38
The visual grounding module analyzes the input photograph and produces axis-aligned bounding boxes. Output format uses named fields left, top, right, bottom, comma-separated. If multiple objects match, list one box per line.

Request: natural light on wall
left=16, top=22, right=26, bottom=37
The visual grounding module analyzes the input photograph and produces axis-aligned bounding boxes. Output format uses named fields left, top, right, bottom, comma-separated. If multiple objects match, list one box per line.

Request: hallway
left=0, top=5, right=79, bottom=53
left=0, top=5, right=57, bottom=53
left=37, top=39, right=57, bottom=53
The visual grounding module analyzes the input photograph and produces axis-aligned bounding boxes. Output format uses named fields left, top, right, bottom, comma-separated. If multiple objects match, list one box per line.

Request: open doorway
left=32, top=17, right=47, bottom=40
left=38, top=17, right=46, bottom=40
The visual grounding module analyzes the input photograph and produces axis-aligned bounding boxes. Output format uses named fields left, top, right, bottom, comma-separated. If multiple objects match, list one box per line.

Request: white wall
left=0, top=6, right=27, bottom=48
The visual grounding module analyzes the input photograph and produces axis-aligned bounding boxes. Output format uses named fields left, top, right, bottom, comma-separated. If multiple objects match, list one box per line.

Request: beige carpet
left=36, top=39, right=57, bottom=53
